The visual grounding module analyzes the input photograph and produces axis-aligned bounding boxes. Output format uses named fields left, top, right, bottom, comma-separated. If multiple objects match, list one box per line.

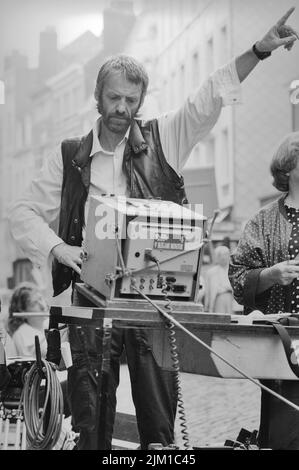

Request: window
left=221, top=128, right=229, bottom=184
left=220, top=26, right=228, bottom=64
left=55, top=98, right=60, bottom=119
left=162, top=79, right=168, bottom=110
left=180, top=64, right=185, bottom=101
left=63, top=92, right=71, bottom=116
left=171, top=71, right=177, bottom=108
left=11, top=258, right=34, bottom=288
left=16, top=121, right=23, bottom=150
left=192, top=51, right=199, bottom=89
left=148, top=24, right=157, bottom=40
left=205, top=136, right=215, bottom=166
left=24, top=115, right=32, bottom=147
left=72, top=86, right=81, bottom=111
left=206, top=37, right=214, bottom=76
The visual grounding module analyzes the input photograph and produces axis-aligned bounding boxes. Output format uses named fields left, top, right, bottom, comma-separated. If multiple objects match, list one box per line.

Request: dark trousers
left=259, top=380, right=299, bottom=449
left=67, top=288, right=177, bottom=450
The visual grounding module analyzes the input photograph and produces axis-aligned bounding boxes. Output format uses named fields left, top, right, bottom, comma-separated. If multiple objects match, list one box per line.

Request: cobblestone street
left=117, top=365, right=261, bottom=448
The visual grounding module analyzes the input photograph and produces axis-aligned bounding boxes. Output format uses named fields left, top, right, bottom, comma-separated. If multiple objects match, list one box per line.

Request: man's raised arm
left=158, top=7, right=298, bottom=171
left=236, top=7, right=299, bottom=82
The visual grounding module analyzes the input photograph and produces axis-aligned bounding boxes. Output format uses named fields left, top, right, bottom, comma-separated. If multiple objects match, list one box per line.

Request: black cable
left=22, top=359, right=64, bottom=450
left=144, top=250, right=162, bottom=285
left=160, top=278, right=191, bottom=450
left=131, top=287, right=299, bottom=414
left=131, top=263, right=191, bottom=450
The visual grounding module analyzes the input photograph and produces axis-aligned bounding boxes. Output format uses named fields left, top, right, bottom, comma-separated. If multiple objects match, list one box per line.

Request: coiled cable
left=113, top=245, right=299, bottom=447
left=132, top=250, right=191, bottom=449
left=22, top=359, right=64, bottom=450
left=160, top=277, right=191, bottom=450
left=132, top=266, right=191, bottom=450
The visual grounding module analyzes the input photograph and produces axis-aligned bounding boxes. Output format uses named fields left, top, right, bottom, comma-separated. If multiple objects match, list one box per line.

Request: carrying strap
left=268, top=316, right=299, bottom=378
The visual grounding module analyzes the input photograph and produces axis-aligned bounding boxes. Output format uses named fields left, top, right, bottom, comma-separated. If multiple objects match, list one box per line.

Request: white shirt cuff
left=213, top=59, right=242, bottom=106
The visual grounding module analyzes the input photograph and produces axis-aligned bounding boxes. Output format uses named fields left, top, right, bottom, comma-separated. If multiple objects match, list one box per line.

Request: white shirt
left=12, top=323, right=48, bottom=358
left=9, top=61, right=241, bottom=268
left=1, top=331, right=17, bottom=358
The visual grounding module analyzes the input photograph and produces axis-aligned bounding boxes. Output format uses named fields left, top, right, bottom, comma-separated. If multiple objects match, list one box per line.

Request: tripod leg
left=0, top=410, right=3, bottom=446
left=14, top=415, right=21, bottom=449
left=21, top=420, right=27, bottom=450
left=95, top=318, right=113, bottom=450
left=3, top=415, right=10, bottom=450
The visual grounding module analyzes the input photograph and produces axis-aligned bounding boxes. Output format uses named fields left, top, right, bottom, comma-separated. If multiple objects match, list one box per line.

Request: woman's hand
left=267, top=260, right=299, bottom=286
left=257, top=260, right=299, bottom=294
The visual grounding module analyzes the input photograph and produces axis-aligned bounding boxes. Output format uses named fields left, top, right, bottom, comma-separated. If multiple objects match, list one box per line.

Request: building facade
left=125, top=0, right=299, bottom=243
left=0, top=1, right=135, bottom=296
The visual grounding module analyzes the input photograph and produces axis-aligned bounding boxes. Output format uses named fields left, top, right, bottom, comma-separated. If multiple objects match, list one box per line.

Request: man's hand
left=236, top=7, right=298, bottom=82
left=256, top=7, right=299, bottom=53
left=51, top=242, right=83, bottom=275
left=268, top=260, right=299, bottom=286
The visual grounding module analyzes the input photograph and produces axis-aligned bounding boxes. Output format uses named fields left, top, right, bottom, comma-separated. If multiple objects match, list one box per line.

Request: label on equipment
left=180, top=264, right=193, bottom=272
left=154, top=234, right=185, bottom=251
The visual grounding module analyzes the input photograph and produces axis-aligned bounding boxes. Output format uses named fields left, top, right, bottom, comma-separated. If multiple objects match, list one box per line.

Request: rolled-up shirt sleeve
left=8, top=146, right=64, bottom=268
left=157, top=59, right=242, bottom=170
left=228, top=218, right=270, bottom=311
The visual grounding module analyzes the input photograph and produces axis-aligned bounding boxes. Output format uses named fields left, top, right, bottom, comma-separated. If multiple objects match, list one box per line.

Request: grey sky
left=0, top=0, right=108, bottom=70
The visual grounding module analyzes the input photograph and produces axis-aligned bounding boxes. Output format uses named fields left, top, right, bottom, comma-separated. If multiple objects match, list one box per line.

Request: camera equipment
left=0, top=358, right=35, bottom=409
left=81, top=196, right=207, bottom=302
left=0, top=342, right=11, bottom=391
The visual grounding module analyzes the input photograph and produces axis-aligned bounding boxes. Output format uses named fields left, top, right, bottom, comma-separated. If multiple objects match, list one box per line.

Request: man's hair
left=94, top=54, right=149, bottom=113
left=270, top=132, right=299, bottom=192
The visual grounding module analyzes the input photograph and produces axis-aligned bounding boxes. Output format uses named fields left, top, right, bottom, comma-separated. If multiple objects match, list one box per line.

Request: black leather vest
left=52, top=118, right=188, bottom=296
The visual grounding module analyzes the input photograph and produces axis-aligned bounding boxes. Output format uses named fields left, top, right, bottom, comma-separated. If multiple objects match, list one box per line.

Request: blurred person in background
left=9, top=8, right=299, bottom=450
left=196, top=275, right=206, bottom=305
left=204, top=245, right=233, bottom=313
left=7, top=282, right=48, bottom=358
left=0, top=298, right=13, bottom=391
left=7, top=282, right=71, bottom=418
left=0, top=298, right=17, bottom=358
left=229, top=131, right=299, bottom=449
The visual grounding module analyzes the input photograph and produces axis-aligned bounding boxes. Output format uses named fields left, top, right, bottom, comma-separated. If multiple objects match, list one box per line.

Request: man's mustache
left=110, top=112, right=131, bottom=120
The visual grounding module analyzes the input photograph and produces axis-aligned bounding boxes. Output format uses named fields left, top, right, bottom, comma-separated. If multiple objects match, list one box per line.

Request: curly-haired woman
left=229, top=132, right=299, bottom=449
left=8, top=282, right=48, bottom=358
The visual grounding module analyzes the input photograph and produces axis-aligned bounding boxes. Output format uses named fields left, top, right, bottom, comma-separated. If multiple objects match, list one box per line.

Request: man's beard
left=102, top=112, right=133, bottom=134
left=98, top=97, right=140, bottom=134
left=109, top=114, right=131, bottom=129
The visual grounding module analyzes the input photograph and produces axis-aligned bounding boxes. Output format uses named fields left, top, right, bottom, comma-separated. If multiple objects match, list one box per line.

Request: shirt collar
left=90, top=117, right=130, bottom=157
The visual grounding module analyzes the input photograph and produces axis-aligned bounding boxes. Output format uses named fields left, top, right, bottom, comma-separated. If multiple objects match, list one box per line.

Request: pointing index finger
left=276, top=7, right=296, bottom=27
left=70, top=261, right=81, bottom=275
